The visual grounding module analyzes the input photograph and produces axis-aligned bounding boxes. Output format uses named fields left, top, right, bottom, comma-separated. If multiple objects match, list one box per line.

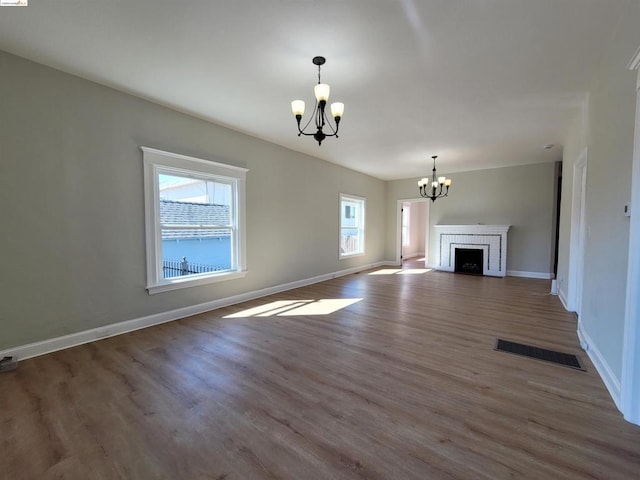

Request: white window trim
left=142, top=147, right=248, bottom=294
left=339, top=193, right=366, bottom=259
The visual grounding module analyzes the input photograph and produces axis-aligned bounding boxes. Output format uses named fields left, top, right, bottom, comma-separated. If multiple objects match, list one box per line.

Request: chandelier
left=418, top=155, right=452, bottom=202
left=291, top=56, right=344, bottom=146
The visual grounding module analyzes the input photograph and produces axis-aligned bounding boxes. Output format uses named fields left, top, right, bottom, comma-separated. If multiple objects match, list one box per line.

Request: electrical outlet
left=624, top=202, right=631, bottom=217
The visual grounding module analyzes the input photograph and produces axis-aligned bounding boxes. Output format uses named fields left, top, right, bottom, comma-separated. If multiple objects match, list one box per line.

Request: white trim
left=140, top=146, right=249, bottom=174
left=567, top=148, right=588, bottom=313
left=506, top=270, right=553, bottom=279
left=577, top=323, right=621, bottom=409
left=147, top=270, right=248, bottom=295
left=433, top=224, right=511, bottom=235
left=621, top=60, right=640, bottom=425
left=558, top=287, right=570, bottom=311
left=141, top=147, right=248, bottom=294
left=0, top=261, right=388, bottom=362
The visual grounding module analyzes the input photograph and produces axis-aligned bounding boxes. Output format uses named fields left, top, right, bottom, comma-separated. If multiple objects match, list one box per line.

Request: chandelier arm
left=322, top=113, right=339, bottom=136
left=297, top=102, right=318, bottom=135
left=297, top=101, right=339, bottom=138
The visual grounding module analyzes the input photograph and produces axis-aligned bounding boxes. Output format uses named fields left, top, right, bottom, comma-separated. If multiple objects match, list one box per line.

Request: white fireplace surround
left=434, top=225, right=510, bottom=277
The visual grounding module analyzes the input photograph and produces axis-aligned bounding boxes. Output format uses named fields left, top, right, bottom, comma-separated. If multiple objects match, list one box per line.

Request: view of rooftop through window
left=159, top=173, right=233, bottom=279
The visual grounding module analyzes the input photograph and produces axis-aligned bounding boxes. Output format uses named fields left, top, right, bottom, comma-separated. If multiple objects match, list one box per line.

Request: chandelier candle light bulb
left=291, top=56, right=344, bottom=146
left=314, top=83, right=330, bottom=102
left=291, top=100, right=305, bottom=116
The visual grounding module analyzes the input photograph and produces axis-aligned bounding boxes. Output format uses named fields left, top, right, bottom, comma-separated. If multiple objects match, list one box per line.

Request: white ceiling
left=0, top=1, right=629, bottom=180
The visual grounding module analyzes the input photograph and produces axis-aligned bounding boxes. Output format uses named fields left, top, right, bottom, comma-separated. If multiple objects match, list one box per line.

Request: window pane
left=159, top=173, right=232, bottom=206
left=340, top=194, right=365, bottom=257
left=158, top=173, right=233, bottom=278
left=402, top=206, right=410, bottom=246
left=340, top=228, right=362, bottom=255
left=162, top=228, right=232, bottom=279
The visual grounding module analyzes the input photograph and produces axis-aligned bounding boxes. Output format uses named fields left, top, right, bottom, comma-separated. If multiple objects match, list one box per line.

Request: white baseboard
left=0, top=261, right=388, bottom=362
left=380, top=260, right=400, bottom=267
left=577, top=323, right=621, bottom=409
left=558, top=287, right=571, bottom=311
left=507, top=270, right=554, bottom=279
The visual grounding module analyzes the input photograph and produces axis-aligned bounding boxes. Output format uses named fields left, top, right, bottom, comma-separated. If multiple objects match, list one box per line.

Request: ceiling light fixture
left=291, top=56, right=344, bottom=146
left=418, top=155, right=452, bottom=202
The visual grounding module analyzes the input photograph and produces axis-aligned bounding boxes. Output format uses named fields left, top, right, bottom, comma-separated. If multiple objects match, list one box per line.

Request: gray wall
left=0, top=51, right=386, bottom=350
left=386, top=162, right=557, bottom=275
left=557, top=4, right=640, bottom=381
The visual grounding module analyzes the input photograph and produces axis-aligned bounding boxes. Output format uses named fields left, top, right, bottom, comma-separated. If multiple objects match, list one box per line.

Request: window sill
left=147, top=270, right=247, bottom=295
left=340, top=252, right=365, bottom=260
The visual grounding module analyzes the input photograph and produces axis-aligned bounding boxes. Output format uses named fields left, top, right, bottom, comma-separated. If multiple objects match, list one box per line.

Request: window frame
left=142, top=147, right=248, bottom=294
left=339, top=193, right=366, bottom=259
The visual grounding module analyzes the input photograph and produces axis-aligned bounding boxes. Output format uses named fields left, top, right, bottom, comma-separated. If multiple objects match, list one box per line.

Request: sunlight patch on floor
left=224, top=298, right=363, bottom=318
left=368, top=269, right=403, bottom=275
left=368, top=268, right=432, bottom=275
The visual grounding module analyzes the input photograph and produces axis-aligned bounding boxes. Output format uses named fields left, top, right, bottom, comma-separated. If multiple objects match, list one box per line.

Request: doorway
left=397, top=198, right=429, bottom=265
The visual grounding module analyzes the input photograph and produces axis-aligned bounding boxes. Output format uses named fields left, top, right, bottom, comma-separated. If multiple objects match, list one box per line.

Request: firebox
left=455, top=248, right=483, bottom=275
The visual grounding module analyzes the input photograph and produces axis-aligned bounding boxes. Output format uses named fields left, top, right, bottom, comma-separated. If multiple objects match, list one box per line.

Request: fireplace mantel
left=434, top=225, right=510, bottom=277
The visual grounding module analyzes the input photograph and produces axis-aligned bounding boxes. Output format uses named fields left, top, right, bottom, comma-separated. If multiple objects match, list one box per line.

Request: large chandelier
left=418, top=155, right=452, bottom=202
left=291, top=56, right=344, bottom=146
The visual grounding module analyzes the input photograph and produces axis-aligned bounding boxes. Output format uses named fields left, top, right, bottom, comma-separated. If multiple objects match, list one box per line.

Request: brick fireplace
left=433, top=225, right=510, bottom=277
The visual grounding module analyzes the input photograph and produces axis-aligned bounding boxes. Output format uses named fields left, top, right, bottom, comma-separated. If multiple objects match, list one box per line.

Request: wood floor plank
left=2, top=261, right=640, bottom=479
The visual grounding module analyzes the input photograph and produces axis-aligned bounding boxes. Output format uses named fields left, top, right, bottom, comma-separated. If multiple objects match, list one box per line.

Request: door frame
left=395, top=198, right=429, bottom=265
left=621, top=49, right=640, bottom=425
left=567, top=148, right=588, bottom=315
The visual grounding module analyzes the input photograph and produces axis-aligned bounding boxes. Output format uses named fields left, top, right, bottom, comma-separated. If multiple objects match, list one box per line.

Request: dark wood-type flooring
left=2, top=261, right=640, bottom=479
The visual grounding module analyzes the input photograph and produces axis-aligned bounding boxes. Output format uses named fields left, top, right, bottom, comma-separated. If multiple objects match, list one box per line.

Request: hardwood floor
left=2, top=262, right=640, bottom=479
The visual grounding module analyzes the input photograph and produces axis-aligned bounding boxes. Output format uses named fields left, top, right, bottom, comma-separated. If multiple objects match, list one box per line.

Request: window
left=402, top=203, right=410, bottom=247
left=339, top=194, right=365, bottom=258
left=142, top=147, right=247, bottom=294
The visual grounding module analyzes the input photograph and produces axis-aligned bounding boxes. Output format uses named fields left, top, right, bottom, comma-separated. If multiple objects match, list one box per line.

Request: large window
left=142, top=147, right=247, bottom=294
left=340, top=194, right=365, bottom=258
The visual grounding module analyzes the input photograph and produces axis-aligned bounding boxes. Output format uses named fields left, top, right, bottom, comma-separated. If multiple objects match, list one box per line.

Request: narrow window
left=402, top=203, right=411, bottom=247
left=340, top=194, right=365, bottom=258
left=142, top=147, right=247, bottom=294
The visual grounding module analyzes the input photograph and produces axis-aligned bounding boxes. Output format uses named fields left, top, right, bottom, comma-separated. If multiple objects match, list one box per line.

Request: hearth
left=455, top=248, right=483, bottom=275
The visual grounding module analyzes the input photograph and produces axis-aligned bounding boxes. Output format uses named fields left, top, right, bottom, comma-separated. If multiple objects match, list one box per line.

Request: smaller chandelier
left=418, top=155, right=452, bottom=202
left=291, top=56, right=344, bottom=146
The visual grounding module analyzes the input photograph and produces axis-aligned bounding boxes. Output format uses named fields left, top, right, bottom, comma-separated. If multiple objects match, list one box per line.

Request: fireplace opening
left=455, top=248, right=483, bottom=275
